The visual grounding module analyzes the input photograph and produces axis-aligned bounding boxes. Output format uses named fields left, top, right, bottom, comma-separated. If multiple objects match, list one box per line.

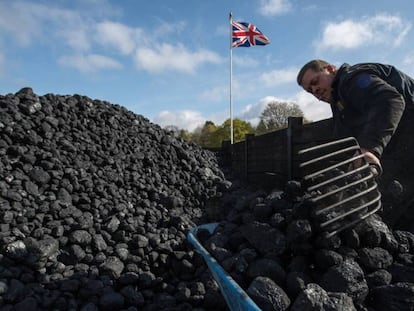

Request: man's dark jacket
left=331, top=62, right=414, bottom=158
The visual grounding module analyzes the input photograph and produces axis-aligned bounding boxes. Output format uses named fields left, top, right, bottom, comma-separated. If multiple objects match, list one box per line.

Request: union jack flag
left=231, top=21, right=270, bottom=48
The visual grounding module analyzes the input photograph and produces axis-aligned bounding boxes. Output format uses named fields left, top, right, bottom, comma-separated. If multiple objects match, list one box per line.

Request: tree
left=198, top=121, right=218, bottom=148
left=259, top=101, right=304, bottom=132
left=213, top=118, right=255, bottom=144
left=190, top=125, right=202, bottom=145
left=178, top=129, right=192, bottom=141
left=255, top=119, right=268, bottom=135
left=232, top=118, right=255, bottom=142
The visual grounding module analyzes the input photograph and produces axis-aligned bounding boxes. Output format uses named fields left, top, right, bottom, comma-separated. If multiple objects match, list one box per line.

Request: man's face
left=300, top=66, right=335, bottom=103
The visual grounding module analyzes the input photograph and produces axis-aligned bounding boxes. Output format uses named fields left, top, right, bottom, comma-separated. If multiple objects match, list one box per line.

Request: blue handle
left=187, top=223, right=261, bottom=311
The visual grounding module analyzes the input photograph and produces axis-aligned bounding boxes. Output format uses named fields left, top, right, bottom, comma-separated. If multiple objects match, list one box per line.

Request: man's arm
left=345, top=73, right=406, bottom=158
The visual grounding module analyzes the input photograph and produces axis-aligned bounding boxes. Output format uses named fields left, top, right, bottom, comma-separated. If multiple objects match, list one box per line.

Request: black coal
left=197, top=180, right=414, bottom=310
left=1, top=88, right=413, bottom=311
left=0, top=88, right=230, bottom=311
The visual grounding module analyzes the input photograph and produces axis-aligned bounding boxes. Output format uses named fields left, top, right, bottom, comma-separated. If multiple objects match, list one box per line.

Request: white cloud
left=152, top=91, right=332, bottom=132
left=153, top=20, right=187, bottom=37
left=258, top=0, right=292, bottom=16
left=239, top=96, right=275, bottom=125
left=233, top=55, right=259, bottom=68
left=153, top=109, right=230, bottom=131
left=321, top=21, right=371, bottom=49
left=58, top=54, right=123, bottom=72
left=153, top=110, right=206, bottom=132
left=61, top=28, right=91, bottom=52
left=0, top=2, right=44, bottom=46
left=95, top=21, right=142, bottom=55
left=200, top=86, right=228, bottom=102
left=0, top=1, right=222, bottom=75
left=0, top=1, right=92, bottom=51
left=319, top=14, right=411, bottom=50
left=134, top=43, right=222, bottom=74
left=237, top=92, right=332, bottom=127
left=260, top=67, right=298, bottom=87
left=291, top=90, right=332, bottom=121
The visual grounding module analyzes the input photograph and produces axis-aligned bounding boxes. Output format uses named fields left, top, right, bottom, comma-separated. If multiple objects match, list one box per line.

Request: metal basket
left=297, top=137, right=382, bottom=237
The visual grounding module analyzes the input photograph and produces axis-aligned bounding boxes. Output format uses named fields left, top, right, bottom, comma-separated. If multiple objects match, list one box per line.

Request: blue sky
left=0, top=0, right=413, bottom=131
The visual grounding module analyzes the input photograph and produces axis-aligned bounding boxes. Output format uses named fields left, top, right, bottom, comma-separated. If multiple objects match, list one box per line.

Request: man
left=296, top=60, right=414, bottom=176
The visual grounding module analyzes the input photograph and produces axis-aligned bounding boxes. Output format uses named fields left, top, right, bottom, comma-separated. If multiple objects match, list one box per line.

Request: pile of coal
left=197, top=180, right=414, bottom=310
left=0, top=88, right=230, bottom=310
left=2, top=87, right=413, bottom=311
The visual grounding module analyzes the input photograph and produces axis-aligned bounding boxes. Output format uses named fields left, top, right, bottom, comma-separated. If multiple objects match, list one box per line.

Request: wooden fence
left=215, top=116, right=414, bottom=229
left=219, top=117, right=335, bottom=189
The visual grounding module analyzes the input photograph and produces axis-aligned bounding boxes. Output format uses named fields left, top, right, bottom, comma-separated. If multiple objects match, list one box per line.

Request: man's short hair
left=297, top=59, right=330, bottom=86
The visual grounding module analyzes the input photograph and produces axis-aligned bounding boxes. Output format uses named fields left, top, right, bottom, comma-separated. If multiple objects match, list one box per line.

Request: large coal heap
left=2, top=87, right=413, bottom=311
left=197, top=181, right=414, bottom=311
left=0, top=88, right=229, bottom=310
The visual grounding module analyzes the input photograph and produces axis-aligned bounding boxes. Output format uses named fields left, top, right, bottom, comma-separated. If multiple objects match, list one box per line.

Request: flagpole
left=229, top=12, right=234, bottom=144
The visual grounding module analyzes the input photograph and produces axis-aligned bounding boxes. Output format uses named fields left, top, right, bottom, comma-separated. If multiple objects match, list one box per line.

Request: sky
left=0, top=0, right=413, bottom=132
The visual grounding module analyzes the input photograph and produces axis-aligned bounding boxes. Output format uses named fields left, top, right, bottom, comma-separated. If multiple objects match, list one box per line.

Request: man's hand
left=353, top=148, right=382, bottom=176
left=361, top=148, right=382, bottom=176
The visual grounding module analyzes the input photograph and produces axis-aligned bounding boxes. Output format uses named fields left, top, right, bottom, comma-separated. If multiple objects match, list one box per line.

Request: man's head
left=297, top=59, right=337, bottom=103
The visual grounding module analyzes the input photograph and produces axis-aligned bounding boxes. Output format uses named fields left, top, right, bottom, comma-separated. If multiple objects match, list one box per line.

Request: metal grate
left=297, top=137, right=382, bottom=238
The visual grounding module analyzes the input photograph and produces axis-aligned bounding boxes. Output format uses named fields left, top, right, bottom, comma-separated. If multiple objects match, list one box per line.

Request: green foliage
left=255, top=119, right=268, bottom=136
left=227, top=118, right=254, bottom=143
left=179, top=129, right=192, bottom=141
left=205, top=118, right=254, bottom=147
left=199, top=121, right=218, bottom=148
left=172, top=118, right=254, bottom=148
left=170, top=100, right=306, bottom=146
left=211, top=119, right=254, bottom=145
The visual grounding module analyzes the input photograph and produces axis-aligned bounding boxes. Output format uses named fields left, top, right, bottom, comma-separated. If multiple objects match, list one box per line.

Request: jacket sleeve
left=342, top=73, right=405, bottom=157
